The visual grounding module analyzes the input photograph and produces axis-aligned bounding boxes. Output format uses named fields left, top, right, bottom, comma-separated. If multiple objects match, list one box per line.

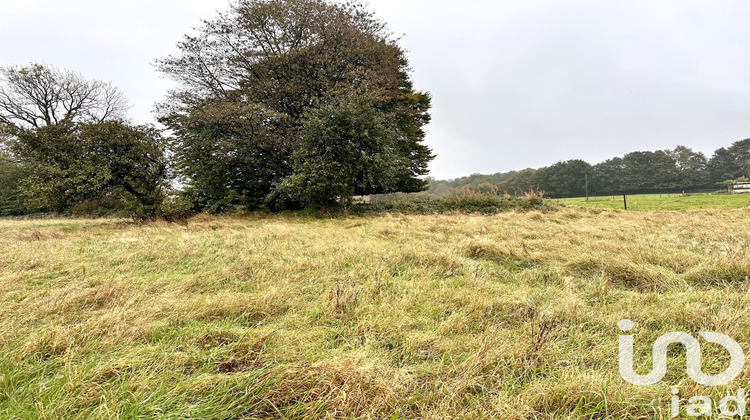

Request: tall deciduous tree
left=497, top=168, right=540, bottom=195
left=619, top=151, right=679, bottom=192
left=591, top=157, right=625, bottom=194
left=534, top=160, right=592, bottom=198
left=708, top=147, right=741, bottom=184
left=0, top=64, right=129, bottom=129
left=710, top=138, right=750, bottom=183
left=158, top=0, right=433, bottom=210
left=668, top=146, right=710, bottom=189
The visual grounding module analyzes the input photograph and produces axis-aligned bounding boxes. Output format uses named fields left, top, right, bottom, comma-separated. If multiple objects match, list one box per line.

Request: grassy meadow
left=3, top=205, right=750, bottom=418
left=556, top=192, right=750, bottom=211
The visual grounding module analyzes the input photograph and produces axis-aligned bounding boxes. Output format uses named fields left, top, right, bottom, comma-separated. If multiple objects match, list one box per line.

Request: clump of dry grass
left=20, top=228, right=68, bottom=241
left=2, top=207, right=750, bottom=418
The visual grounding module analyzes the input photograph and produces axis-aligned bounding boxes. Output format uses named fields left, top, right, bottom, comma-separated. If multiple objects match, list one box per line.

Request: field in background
left=557, top=192, right=750, bottom=211
left=3, top=207, right=750, bottom=418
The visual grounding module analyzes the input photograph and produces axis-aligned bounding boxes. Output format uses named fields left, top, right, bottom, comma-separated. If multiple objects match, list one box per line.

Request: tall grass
left=2, top=207, right=750, bottom=418
left=354, top=190, right=552, bottom=215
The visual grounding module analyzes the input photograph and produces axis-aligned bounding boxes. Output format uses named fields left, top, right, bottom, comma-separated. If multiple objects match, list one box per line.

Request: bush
left=154, top=195, right=195, bottom=223
left=70, top=189, right=134, bottom=217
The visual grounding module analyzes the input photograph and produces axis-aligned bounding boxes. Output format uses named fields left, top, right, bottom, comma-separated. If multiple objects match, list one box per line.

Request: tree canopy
left=271, top=91, right=408, bottom=208
left=12, top=121, right=168, bottom=216
left=158, top=0, right=433, bottom=210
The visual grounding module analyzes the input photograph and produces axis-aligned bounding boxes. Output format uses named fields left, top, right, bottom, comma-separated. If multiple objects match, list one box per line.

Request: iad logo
left=618, top=319, right=745, bottom=386
left=618, top=320, right=748, bottom=417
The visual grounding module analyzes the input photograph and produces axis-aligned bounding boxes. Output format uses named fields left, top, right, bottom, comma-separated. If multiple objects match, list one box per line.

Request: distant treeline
left=429, top=141, right=750, bottom=198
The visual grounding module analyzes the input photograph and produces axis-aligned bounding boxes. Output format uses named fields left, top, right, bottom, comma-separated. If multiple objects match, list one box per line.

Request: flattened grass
left=2, top=208, right=750, bottom=418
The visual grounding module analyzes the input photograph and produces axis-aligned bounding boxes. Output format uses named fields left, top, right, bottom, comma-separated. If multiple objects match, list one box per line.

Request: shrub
left=155, top=195, right=195, bottom=223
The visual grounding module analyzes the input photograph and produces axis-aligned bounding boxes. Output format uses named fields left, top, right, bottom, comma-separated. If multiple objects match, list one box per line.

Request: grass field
left=557, top=192, right=750, bottom=211
left=2, top=207, right=750, bottom=418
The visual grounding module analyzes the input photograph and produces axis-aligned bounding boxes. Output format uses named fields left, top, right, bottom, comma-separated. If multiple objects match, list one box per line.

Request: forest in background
left=429, top=141, right=750, bottom=198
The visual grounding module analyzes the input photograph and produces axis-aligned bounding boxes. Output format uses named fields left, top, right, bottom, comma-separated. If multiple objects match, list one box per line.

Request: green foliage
left=0, top=151, right=30, bottom=216
left=154, top=195, right=196, bottom=223
left=270, top=92, right=407, bottom=208
left=158, top=0, right=433, bottom=211
left=669, top=145, right=711, bottom=189
left=472, top=182, right=499, bottom=195
left=590, top=157, right=623, bottom=194
left=162, top=100, right=292, bottom=212
left=428, top=171, right=521, bottom=195
left=708, top=147, right=740, bottom=182
left=708, top=138, right=750, bottom=183
left=534, top=160, right=592, bottom=198
left=13, top=121, right=168, bottom=217
left=621, top=150, right=680, bottom=191
left=497, top=168, right=541, bottom=195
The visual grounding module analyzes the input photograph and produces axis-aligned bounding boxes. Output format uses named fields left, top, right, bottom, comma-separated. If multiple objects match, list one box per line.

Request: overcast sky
left=2, top=0, right=750, bottom=179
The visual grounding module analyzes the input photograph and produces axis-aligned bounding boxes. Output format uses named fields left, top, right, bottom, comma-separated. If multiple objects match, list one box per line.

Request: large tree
left=667, top=145, right=710, bottom=190
left=497, top=168, right=540, bottom=195
left=591, top=157, right=625, bottom=195
left=534, top=160, right=592, bottom=198
left=0, top=64, right=129, bottom=129
left=708, top=138, right=750, bottom=184
left=619, top=151, right=680, bottom=192
left=158, top=0, right=433, bottom=210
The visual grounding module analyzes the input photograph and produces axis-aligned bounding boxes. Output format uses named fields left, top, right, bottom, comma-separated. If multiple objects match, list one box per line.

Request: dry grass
left=2, top=207, right=750, bottom=418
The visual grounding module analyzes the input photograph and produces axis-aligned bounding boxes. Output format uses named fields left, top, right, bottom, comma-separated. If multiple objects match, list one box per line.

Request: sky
left=2, top=0, right=750, bottom=180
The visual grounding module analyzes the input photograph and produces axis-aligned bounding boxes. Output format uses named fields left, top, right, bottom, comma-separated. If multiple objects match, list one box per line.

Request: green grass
left=557, top=192, right=750, bottom=211
left=3, top=207, right=750, bottom=418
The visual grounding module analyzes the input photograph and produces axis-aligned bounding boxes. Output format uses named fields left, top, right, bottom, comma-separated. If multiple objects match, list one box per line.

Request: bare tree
left=0, top=64, right=130, bottom=129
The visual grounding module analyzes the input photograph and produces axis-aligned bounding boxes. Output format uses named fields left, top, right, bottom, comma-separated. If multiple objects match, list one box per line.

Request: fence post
left=623, top=195, right=628, bottom=211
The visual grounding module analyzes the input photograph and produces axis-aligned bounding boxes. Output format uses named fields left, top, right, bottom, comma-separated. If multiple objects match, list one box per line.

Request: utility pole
left=585, top=174, right=589, bottom=202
